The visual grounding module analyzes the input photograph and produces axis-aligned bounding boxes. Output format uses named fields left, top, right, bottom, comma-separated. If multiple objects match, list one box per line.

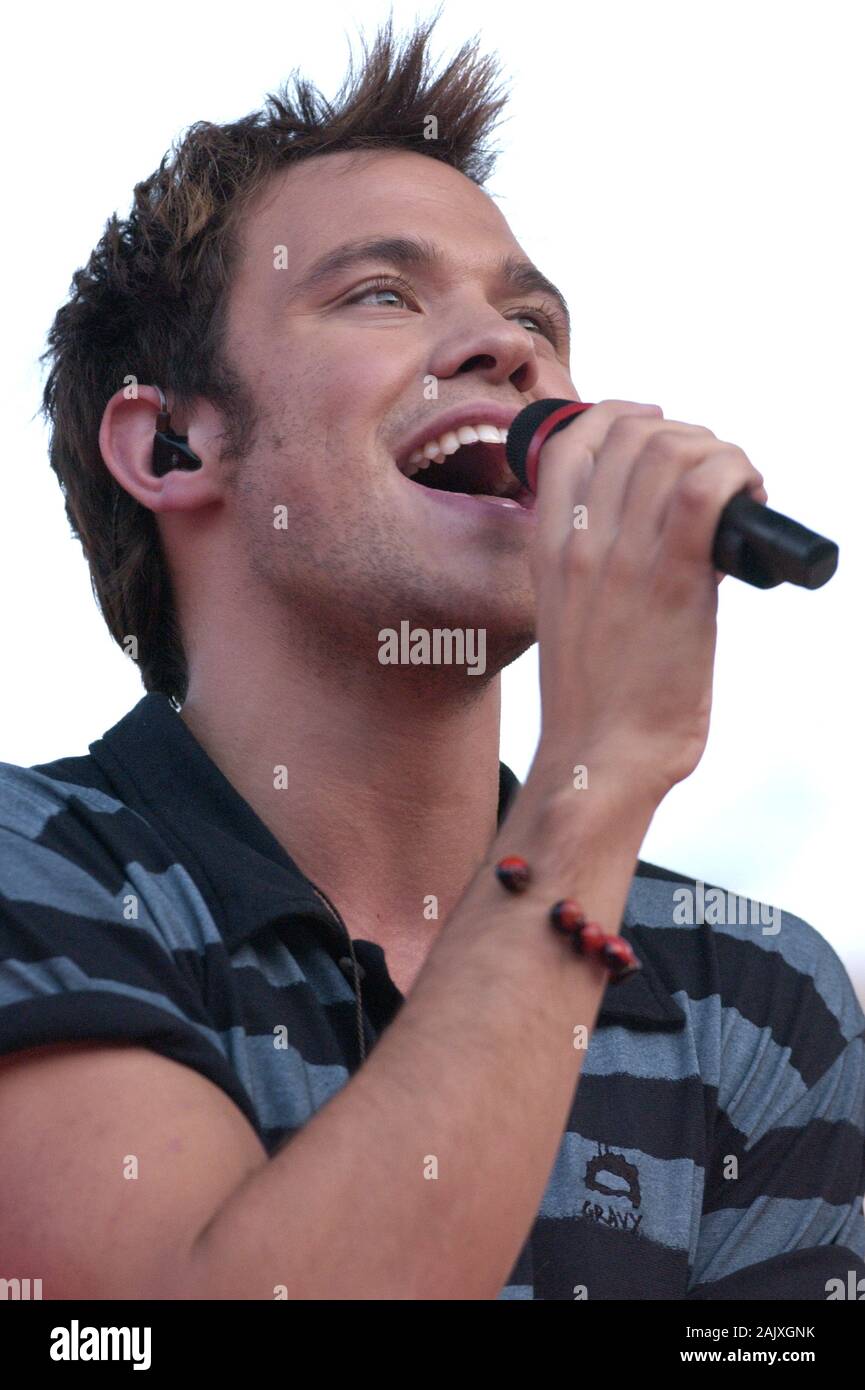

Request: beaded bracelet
left=494, top=855, right=641, bottom=985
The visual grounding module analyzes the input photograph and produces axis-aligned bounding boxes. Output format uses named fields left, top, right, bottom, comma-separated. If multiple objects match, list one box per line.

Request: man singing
left=1, top=13, right=862, bottom=1299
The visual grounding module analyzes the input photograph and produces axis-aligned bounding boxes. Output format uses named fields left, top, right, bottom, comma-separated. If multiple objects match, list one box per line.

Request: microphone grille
left=505, top=399, right=583, bottom=488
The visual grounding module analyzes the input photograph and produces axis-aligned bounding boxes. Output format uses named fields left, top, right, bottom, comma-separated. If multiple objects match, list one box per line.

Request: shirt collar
left=90, top=693, right=682, bottom=1030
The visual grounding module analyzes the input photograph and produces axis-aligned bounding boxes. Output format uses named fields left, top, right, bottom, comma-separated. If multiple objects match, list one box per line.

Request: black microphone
left=506, top=399, right=839, bottom=590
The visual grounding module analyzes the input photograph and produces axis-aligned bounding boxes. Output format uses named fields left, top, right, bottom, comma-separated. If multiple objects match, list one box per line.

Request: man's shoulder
left=629, top=858, right=864, bottom=1043
left=0, top=757, right=259, bottom=1128
left=0, top=752, right=124, bottom=831
left=0, top=752, right=170, bottom=880
left=0, top=753, right=211, bottom=954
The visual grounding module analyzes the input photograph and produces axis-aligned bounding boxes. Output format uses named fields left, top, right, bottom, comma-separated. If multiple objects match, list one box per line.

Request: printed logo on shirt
left=581, top=1142, right=643, bottom=1233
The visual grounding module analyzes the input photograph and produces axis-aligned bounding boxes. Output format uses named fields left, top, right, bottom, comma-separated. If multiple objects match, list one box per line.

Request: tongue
left=471, top=495, right=523, bottom=508
left=465, top=486, right=535, bottom=509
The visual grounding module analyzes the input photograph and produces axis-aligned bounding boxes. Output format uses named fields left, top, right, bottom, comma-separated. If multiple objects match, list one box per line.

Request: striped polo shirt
left=1, top=692, right=863, bottom=1300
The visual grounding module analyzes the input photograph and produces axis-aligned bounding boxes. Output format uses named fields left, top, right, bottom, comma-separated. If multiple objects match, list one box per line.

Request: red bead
left=576, top=920, right=606, bottom=954
left=600, top=935, right=642, bottom=983
left=549, top=899, right=586, bottom=935
left=600, top=935, right=634, bottom=965
left=494, top=855, right=531, bottom=893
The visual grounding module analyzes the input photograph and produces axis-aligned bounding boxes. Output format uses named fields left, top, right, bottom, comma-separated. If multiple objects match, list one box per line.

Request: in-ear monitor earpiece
left=152, top=385, right=203, bottom=476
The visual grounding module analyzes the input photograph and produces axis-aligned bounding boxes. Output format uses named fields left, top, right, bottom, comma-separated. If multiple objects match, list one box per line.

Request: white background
left=1, top=0, right=862, bottom=999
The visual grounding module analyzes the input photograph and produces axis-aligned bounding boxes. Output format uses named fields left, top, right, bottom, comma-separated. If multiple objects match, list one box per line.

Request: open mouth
left=399, top=439, right=534, bottom=508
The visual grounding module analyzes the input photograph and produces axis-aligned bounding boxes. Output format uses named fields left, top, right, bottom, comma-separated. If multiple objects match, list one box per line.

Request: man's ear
left=98, top=385, right=225, bottom=514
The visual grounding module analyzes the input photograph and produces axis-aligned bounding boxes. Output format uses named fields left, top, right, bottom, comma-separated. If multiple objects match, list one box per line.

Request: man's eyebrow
left=288, top=235, right=571, bottom=338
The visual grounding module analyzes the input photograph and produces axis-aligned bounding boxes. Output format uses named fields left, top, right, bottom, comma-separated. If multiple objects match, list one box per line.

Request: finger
left=532, top=401, right=663, bottom=560
left=594, top=420, right=719, bottom=555
left=656, top=446, right=766, bottom=574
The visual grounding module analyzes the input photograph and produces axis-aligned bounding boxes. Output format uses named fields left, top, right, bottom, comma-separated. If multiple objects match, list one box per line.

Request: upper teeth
left=402, top=423, right=509, bottom=475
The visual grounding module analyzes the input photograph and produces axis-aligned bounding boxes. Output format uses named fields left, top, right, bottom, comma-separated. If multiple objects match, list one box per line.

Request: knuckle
left=675, top=470, right=716, bottom=510
left=598, top=399, right=664, bottom=423
left=636, top=430, right=684, bottom=466
left=714, top=438, right=748, bottom=460
left=644, top=426, right=699, bottom=454
left=721, top=441, right=762, bottom=482
left=561, top=535, right=596, bottom=578
left=632, top=445, right=679, bottom=479
left=606, top=413, right=657, bottom=446
left=660, top=421, right=715, bottom=437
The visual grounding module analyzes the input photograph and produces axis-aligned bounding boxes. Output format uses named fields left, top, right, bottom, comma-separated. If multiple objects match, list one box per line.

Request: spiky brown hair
left=39, top=8, right=510, bottom=704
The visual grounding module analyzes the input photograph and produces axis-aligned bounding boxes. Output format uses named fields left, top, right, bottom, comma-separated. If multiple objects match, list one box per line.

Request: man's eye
left=344, top=278, right=565, bottom=346
left=513, top=310, right=561, bottom=343
left=345, top=277, right=413, bottom=309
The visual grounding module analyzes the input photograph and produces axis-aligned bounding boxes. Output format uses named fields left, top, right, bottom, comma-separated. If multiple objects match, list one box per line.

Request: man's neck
left=179, top=640, right=504, bottom=961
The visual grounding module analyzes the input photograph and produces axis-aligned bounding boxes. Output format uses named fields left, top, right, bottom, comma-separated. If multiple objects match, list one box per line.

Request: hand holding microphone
left=518, top=401, right=786, bottom=812
left=508, top=399, right=838, bottom=590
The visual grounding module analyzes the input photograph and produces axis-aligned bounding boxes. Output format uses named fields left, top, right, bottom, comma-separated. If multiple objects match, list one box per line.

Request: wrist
left=520, top=754, right=658, bottom=848
left=493, top=859, right=642, bottom=984
left=492, top=766, right=653, bottom=942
